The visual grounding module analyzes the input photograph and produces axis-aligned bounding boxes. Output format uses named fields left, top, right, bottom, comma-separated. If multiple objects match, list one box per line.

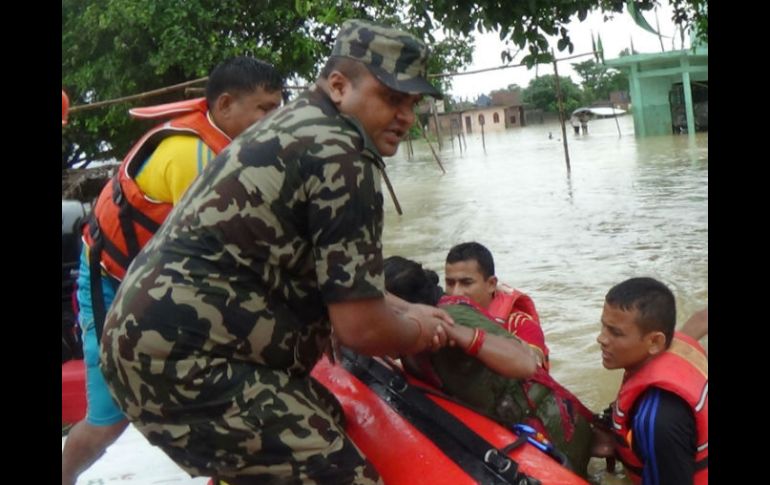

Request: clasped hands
left=403, top=303, right=461, bottom=354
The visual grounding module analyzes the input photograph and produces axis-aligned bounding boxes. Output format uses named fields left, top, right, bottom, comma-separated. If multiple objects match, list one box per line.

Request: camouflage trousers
left=104, top=353, right=381, bottom=485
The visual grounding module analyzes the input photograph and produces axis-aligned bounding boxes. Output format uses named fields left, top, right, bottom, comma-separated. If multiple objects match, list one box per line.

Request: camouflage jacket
left=101, top=84, right=387, bottom=420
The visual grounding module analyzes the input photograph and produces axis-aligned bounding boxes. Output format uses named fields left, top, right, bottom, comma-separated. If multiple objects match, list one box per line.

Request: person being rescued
left=384, top=256, right=596, bottom=477
left=444, top=242, right=550, bottom=370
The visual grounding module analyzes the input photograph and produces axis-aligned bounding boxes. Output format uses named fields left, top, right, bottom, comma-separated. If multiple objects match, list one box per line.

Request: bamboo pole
left=417, top=123, right=446, bottom=174
left=380, top=168, right=403, bottom=215
left=69, top=77, right=208, bottom=113
left=405, top=136, right=414, bottom=160
left=480, top=118, right=486, bottom=153
left=428, top=51, right=595, bottom=79
left=68, top=50, right=597, bottom=114
left=431, top=98, right=443, bottom=150
left=552, top=52, right=571, bottom=174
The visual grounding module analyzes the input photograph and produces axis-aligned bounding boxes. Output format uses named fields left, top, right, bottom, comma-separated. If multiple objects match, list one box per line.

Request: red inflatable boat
left=63, top=354, right=588, bottom=484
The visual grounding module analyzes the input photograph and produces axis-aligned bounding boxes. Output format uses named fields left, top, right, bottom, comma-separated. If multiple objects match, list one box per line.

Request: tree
left=447, top=97, right=476, bottom=112
left=670, top=0, right=707, bottom=47
left=522, top=75, right=583, bottom=114
left=489, top=86, right=522, bottom=106
left=572, top=60, right=628, bottom=104
left=63, top=1, right=708, bottom=168
left=425, top=1, right=707, bottom=67
left=62, top=0, right=472, bottom=169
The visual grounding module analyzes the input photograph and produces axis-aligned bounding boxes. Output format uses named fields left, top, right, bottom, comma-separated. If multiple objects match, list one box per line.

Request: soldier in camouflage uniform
left=100, top=19, right=450, bottom=484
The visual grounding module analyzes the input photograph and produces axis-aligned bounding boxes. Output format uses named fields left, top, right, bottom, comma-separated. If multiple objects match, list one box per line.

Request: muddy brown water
left=381, top=115, right=707, bottom=483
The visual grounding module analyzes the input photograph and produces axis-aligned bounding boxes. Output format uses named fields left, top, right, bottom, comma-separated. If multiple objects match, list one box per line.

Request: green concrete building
left=605, top=45, right=708, bottom=136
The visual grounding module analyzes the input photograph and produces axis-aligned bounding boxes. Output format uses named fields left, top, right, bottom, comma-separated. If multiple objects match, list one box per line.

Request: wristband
left=465, top=328, right=486, bottom=356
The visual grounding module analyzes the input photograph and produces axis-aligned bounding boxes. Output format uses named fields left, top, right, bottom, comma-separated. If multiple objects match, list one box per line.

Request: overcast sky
left=446, top=3, right=690, bottom=100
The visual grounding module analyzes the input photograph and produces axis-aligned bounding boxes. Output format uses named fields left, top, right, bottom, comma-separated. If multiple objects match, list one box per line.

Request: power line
left=429, top=51, right=596, bottom=79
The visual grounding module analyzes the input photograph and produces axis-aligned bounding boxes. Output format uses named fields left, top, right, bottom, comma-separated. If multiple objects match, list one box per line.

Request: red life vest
left=82, top=98, right=230, bottom=281
left=62, top=90, right=69, bottom=125
left=611, top=332, right=708, bottom=484
left=487, top=283, right=541, bottom=325
left=486, top=284, right=548, bottom=366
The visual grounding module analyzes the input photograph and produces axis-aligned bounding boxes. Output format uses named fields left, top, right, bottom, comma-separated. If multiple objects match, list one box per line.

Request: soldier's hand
left=404, top=303, right=454, bottom=353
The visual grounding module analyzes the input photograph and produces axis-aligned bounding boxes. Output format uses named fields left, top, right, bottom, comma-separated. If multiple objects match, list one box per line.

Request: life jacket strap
left=87, top=215, right=107, bottom=342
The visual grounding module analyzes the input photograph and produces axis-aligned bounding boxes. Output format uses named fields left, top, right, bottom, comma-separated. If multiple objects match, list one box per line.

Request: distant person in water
left=578, top=112, right=590, bottom=134
left=570, top=115, right=580, bottom=135
left=384, top=256, right=597, bottom=476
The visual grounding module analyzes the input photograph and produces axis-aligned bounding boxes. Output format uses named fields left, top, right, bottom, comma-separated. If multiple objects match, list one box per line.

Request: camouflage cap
left=331, top=19, right=443, bottom=99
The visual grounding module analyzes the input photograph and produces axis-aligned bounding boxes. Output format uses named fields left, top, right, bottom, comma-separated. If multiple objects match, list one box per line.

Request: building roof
left=605, top=46, right=708, bottom=71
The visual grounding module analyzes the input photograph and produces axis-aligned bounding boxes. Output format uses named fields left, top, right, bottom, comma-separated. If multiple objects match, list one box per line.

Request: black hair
left=605, top=277, right=676, bottom=347
left=384, top=256, right=443, bottom=306
left=205, top=56, right=283, bottom=107
left=446, top=242, right=495, bottom=279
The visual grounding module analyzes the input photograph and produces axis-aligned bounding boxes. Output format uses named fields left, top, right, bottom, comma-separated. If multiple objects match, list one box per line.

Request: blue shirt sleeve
left=631, top=388, right=697, bottom=485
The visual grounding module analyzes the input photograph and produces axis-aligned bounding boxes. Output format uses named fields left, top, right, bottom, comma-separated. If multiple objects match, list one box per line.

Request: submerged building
left=605, top=41, right=707, bottom=137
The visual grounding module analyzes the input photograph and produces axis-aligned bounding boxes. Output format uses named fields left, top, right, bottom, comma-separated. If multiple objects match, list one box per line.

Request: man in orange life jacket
left=61, top=57, right=283, bottom=485
left=444, top=241, right=549, bottom=369
left=594, top=277, right=708, bottom=485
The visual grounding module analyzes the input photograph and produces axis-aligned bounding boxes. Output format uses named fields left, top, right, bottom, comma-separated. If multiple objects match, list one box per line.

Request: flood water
left=381, top=114, right=707, bottom=479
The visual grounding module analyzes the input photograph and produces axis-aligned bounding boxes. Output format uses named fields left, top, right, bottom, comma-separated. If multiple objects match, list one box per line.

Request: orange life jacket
left=612, top=332, right=708, bottom=484
left=82, top=98, right=230, bottom=281
left=486, top=284, right=548, bottom=366
left=487, top=283, right=541, bottom=325
left=62, top=90, right=69, bottom=125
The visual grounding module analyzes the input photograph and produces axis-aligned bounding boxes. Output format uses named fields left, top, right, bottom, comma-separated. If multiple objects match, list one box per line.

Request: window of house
left=478, top=114, right=485, bottom=125
left=510, top=115, right=516, bottom=124
left=493, top=112, right=500, bottom=123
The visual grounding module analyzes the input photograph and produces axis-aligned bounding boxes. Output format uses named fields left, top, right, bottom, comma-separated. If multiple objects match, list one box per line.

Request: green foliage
left=427, top=1, right=706, bottom=67
left=572, top=59, right=628, bottom=104
left=62, top=0, right=472, bottom=168
left=447, top=97, right=476, bottom=112
left=670, top=0, right=707, bottom=47
left=522, top=74, right=583, bottom=114
left=617, top=47, right=633, bottom=57
left=488, top=85, right=519, bottom=97
left=429, top=0, right=638, bottom=68
left=63, top=0, right=707, bottom=167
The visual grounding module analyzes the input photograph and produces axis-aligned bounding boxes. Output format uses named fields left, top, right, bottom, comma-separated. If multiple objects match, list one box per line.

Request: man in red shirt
left=444, top=241, right=549, bottom=369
